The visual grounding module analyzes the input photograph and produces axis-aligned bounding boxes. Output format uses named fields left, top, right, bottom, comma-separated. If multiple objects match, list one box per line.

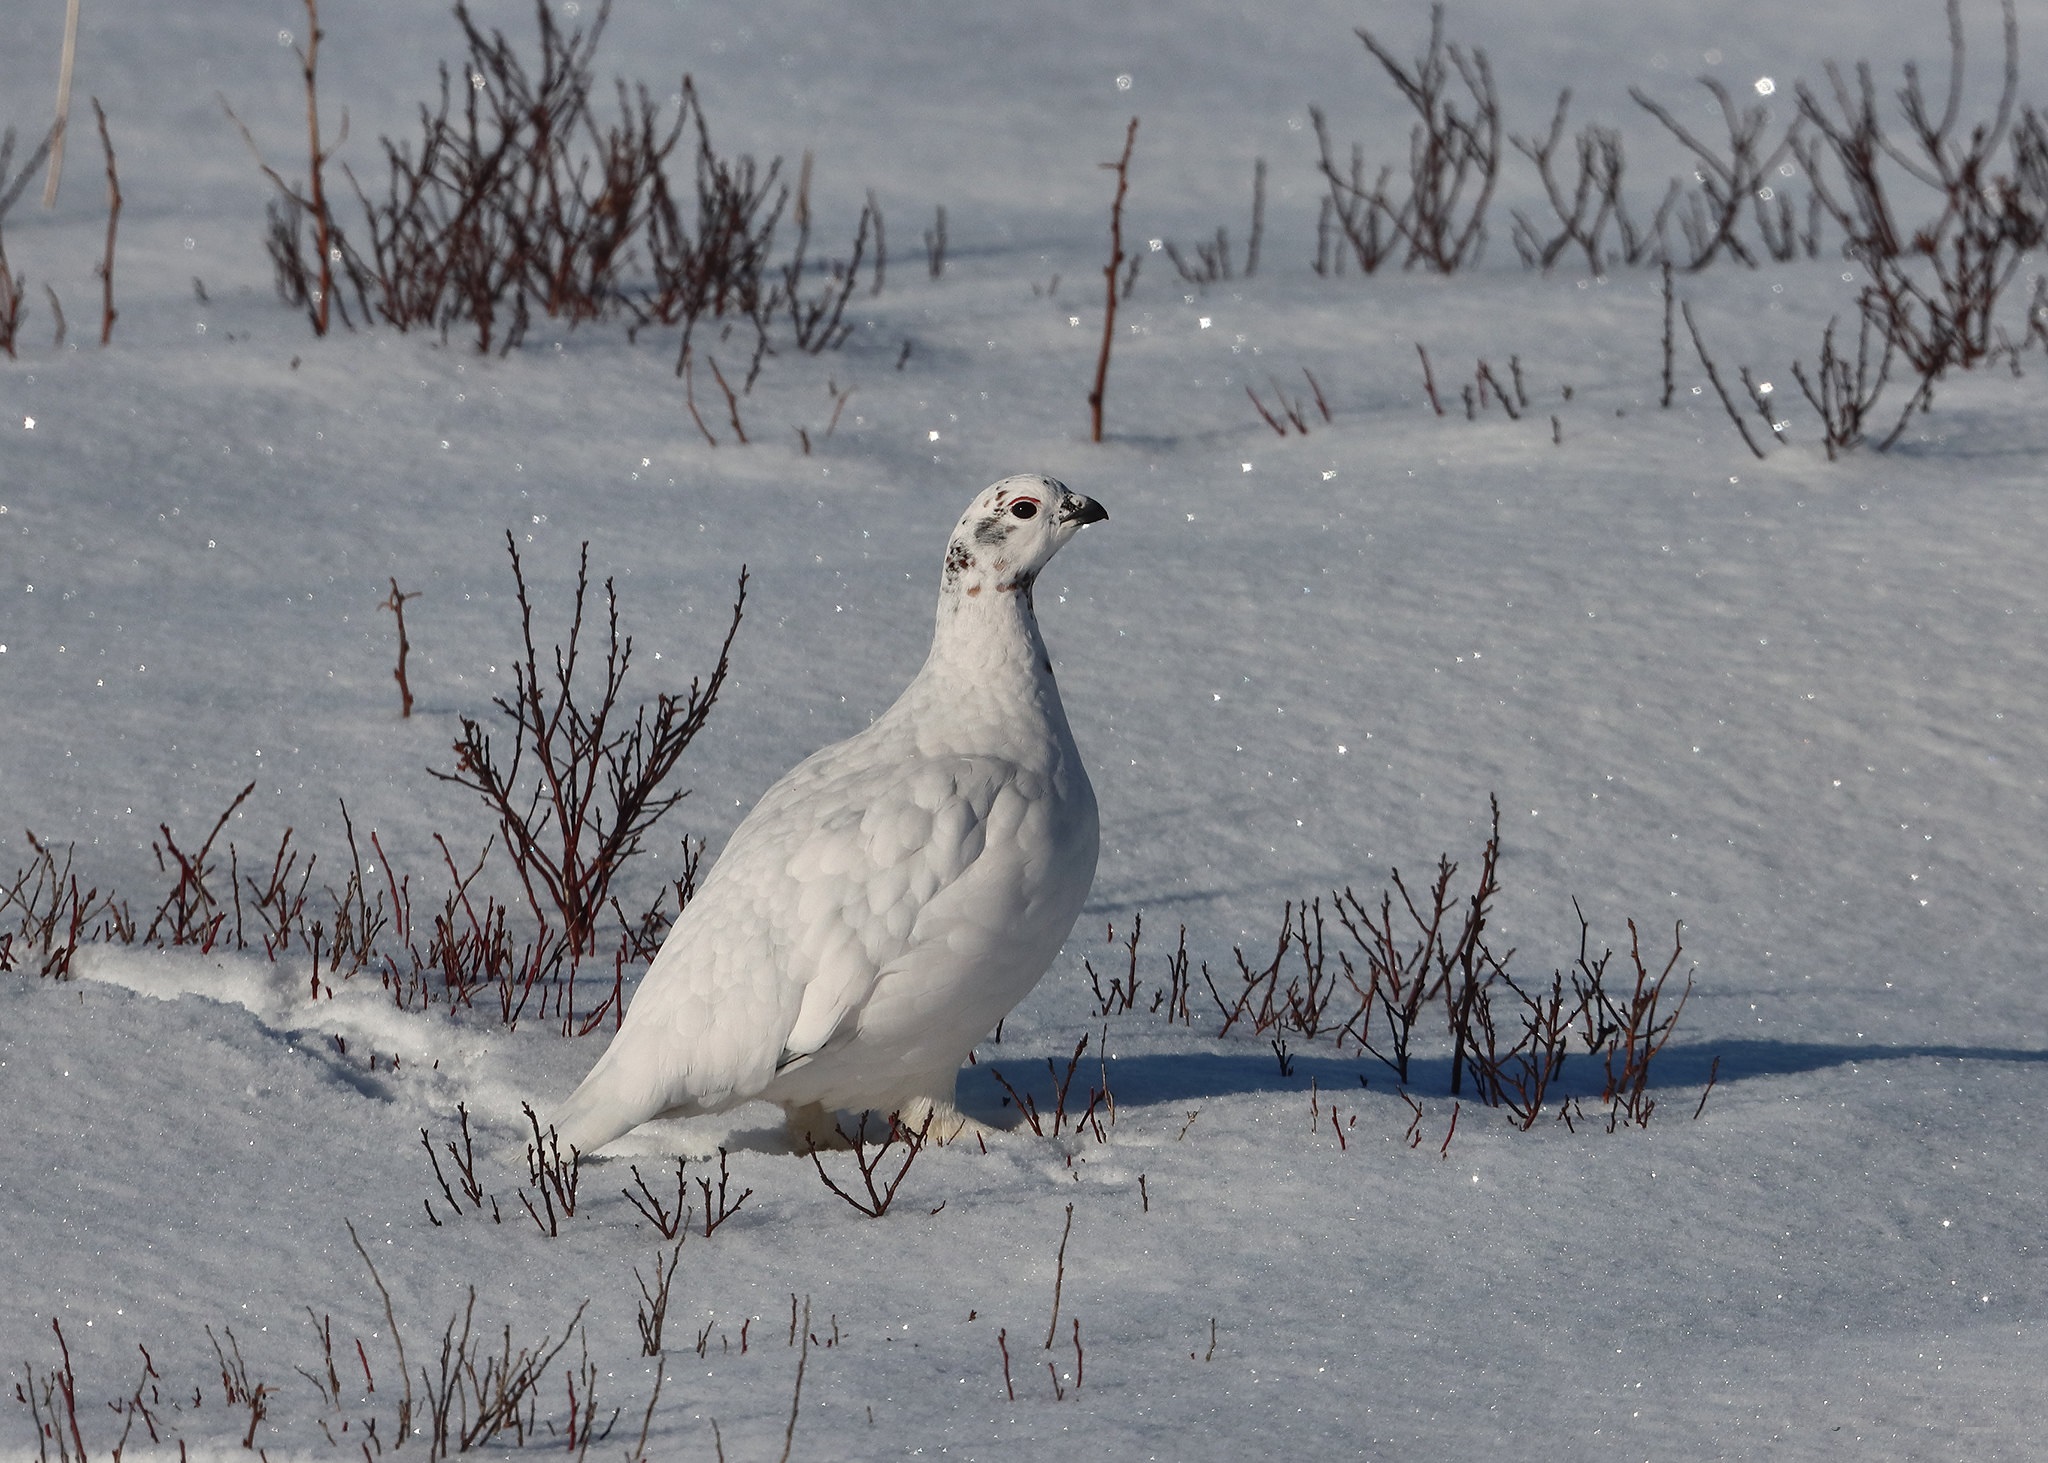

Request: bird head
left=942, top=475, right=1108, bottom=600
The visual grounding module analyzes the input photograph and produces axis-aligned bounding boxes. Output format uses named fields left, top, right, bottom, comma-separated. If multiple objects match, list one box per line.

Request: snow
left=4, top=0, right=2047, bottom=1457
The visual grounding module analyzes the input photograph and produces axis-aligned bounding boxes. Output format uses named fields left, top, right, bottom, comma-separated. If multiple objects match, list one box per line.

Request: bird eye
left=1009, top=500, right=1039, bottom=519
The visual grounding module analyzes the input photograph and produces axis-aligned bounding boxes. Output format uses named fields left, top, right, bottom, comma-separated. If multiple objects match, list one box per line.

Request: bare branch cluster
left=6, top=536, right=728, bottom=1040
left=416, top=1287, right=590, bottom=1458
left=517, top=1103, right=582, bottom=1236
left=1313, top=4, right=1500, bottom=275
left=0, top=835, right=133, bottom=979
left=623, top=1149, right=751, bottom=1238
left=1247, top=368, right=1332, bottom=436
left=1794, top=0, right=2047, bottom=427
left=1098, top=798, right=1707, bottom=1131
left=1791, top=312, right=1895, bottom=458
left=233, top=0, right=888, bottom=365
left=1308, top=0, right=2048, bottom=337
left=430, top=534, right=744, bottom=958
left=634, top=1240, right=684, bottom=1355
left=204, top=1325, right=271, bottom=1450
left=1085, top=913, right=1194, bottom=1024
left=422, top=1102, right=503, bottom=1225
left=1161, top=158, right=1264, bottom=288
left=1631, top=78, right=1806, bottom=270
left=1509, top=92, right=1653, bottom=272
left=805, top=1110, right=936, bottom=1218
left=0, top=124, right=58, bottom=356
left=988, top=1031, right=1115, bottom=1142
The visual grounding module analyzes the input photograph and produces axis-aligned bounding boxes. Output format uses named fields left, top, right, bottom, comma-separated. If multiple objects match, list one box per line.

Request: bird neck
left=908, top=575, right=1069, bottom=752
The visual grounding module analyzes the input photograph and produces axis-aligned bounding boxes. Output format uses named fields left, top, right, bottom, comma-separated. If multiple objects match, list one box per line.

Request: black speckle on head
left=944, top=540, right=975, bottom=586
left=973, top=516, right=1011, bottom=547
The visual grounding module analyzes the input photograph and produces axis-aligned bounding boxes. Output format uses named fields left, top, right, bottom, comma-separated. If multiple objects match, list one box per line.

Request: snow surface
left=3, top=0, right=2046, bottom=1457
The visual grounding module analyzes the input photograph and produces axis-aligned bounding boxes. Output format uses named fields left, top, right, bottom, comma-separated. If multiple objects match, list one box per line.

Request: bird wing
left=562, top=735, right=1020, bottom=1131
left=771, top=750, right=1017, bottom=1064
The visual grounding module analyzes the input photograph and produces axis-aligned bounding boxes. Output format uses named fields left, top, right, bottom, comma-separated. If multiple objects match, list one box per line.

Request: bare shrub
left=694, top=1147, right=753, bottom=1236
left=1791, top=312, right=1896, bottom=458
left=804, top=1110, right=935, bottom=1218
left=1151, top=922, right=1193, bottom=1024
left=1161, top=158, right=1265, bottom=288
left=381, top=579, right=421, bottom=718
left=0, top=126, right=57, bottom=357
left=419, top=866, right=570, bottom=1028
left=1087, top=915, right=1193, bottom=1024
left=518, top=1103, right=581, bottom=1236
left=1573, top=908, right=1693, bottom=1129
left=1481, top=969, right=1573, bottom=1129
left=205, top=1325, right=271, bottom=1450
left=221, top=0, right=351, bottom=336
left=431, top=535, right=744, bottom=958
left=90, top=99, right=120, bottom=345
left=110, top=1341, right=169, bottom=1459
left=1085, top=914, right=1144, bottom=1016
left=417, top=1288, right=588, bottom=1458
left=1680, top=300, right=1770, bottom=460
left=0, top=836, right=134, bottom=979
left=318, top=801, right=391, bottom=981
left=987, top=1033, right=1114, bottom=1141
left=422, top=1102, right=503, bottom=1225
left=1043, top=1203, right=1075, bottom=1349
left=339, top=0, right=657, bottom=350
left=1795, top=0, right=2048, bottom=435
left=1509, top=92, right=1650, bottom=272
left=634, top=1240, right=683, bottom=1355
left=625, top=1158, right=690, bottom=1239
left=242, top=828, right=316, bottom=961
left=234, top=0, right=884, bottom=364
left=1629, top=77, right=1799, bottom=270
left=1202, top=898, right=1350, bottom=1042
left=1246, top=369, right=1329, bottom=437
left=781, top=157, right=880, bottom=355
left=645, top=95, right=788, bottom=374
left=1470, top=357, right=1525, bottom=420
left=1213, top=797, right=1708, bottom=1132
left=143, top=781, right=257, bottom=949
left=923, top=205, right=947, bottom=279
left=15, top=1319, right=89, bottom=1462
left=1311, top=3, right=1500, bottom=275
left=1330, top=859, right=1453, bottom=1084
left=563, top=1331, right=617, bottom=1457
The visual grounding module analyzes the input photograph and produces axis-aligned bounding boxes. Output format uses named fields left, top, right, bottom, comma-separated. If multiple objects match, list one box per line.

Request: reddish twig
left=381, top=578, right=420, bottom=717
left=1043, top=1202, right=1075, bottom=1349
left=1088, top=117, right=1139, bottom=442
left=1416, top=342, right=1445, bottom=414
left=91, top=99, right=120, bottom=344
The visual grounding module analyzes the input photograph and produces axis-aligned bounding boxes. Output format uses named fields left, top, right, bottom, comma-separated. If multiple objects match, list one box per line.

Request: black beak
left=1059, top=494, right=1109, bottom=526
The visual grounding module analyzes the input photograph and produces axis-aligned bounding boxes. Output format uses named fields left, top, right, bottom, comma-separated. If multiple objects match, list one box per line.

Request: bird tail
left=548, top=1049, right=666, bottom=1157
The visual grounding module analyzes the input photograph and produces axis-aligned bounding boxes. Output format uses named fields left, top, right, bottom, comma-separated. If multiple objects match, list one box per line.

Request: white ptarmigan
left=550, top=475, right=1107, bottom=1154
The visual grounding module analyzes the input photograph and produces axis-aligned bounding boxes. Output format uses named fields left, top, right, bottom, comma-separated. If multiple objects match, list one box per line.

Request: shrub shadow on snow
left=955, top=1039, right=2048, bottom=1114
left=1646, top=1037, right=2048, bottom=1086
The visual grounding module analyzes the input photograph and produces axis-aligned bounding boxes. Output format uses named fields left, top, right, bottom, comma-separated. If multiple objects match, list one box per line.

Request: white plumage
left=551, top=475, right=1107, bottom=1153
